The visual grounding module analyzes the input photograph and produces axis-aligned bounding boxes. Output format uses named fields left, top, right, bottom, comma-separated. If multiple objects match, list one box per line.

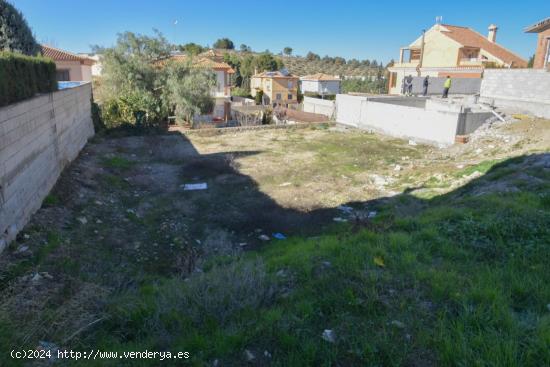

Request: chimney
left=488, top=24, right=498, bottom=43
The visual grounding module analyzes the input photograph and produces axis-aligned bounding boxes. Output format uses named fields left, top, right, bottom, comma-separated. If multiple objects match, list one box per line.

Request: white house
left=41, top=45, right=95, bottom=82
left=78, top=54, right=103, bottom=76
left=300, top=73, right=341, bottom=95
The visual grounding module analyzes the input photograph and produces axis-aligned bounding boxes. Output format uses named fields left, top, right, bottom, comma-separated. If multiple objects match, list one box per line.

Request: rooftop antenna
left=435, top=16, right=443, bottom=24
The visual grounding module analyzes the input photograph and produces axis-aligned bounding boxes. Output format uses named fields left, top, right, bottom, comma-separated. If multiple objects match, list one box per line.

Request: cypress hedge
left=0, top=51, right=58, bottom=107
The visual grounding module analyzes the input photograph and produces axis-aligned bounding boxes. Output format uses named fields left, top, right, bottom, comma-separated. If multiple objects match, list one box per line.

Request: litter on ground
left=333, top=217, right=348, bottom=222
left=272, top=233, right=286, bottom=240
left=337, top=205, right=354, bottom=214
left=182, top=183, right=208, bottom=191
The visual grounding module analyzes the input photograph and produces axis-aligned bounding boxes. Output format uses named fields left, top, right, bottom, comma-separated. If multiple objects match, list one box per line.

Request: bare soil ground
left=0, top=118, right=548, bottom=365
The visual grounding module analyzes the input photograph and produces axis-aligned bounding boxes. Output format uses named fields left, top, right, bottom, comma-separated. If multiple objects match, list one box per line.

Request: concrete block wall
left=406, top=77, right=481, bottom=95
left=480, top=69, right=550, bottom=118
left=336, top=94, right=464, bottom=145
left=303, top=97, right=336, bottom=118
left=0, top=83, right=94, bottom=253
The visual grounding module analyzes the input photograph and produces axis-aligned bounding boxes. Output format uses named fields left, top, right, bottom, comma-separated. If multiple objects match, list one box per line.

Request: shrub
left=100, top=91, right=165, bottom=129
left=154, top=258, right=275, bottom=327
left=0, top=51, right=57, bottom=107
left=254, top=89, right=264, bottom=105
left=231, top=86, right=251, bottom=98
left=0, top=0, right=39, bottom=55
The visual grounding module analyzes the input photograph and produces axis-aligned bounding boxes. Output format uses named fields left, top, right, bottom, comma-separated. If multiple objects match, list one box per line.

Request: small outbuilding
left=300, top=73, right=341, bottom=96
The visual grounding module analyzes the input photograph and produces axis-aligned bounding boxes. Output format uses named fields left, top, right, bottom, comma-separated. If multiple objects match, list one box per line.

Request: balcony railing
left=458, top=58, right=483, bottom=66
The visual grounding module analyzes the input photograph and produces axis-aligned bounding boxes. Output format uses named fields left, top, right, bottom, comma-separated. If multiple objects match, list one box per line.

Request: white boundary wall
left=336, top=95, right=463, bottom=145
left=0, top=83, right=94, bottom=253
left=480, top=69, right=550, bottom=118
left=303, top=96, right=335, bottom=118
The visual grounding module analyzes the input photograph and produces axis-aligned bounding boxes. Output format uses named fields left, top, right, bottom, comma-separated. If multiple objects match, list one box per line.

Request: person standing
left=442, top=76, right=451, bottom=98
left=404, top=75, right=413, bottom=96
left=422, top=75, right=429, bottom=96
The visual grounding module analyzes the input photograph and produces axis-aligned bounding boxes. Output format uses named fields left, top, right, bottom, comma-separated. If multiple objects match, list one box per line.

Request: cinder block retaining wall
left=408, top=77, right=481, bottom=96
left=0, top=83, right=94, bottom=253
left=480, top=69, right=550, bottom=118
left=303, top=97, right=336, bottom=118
left=336, top=95, right=490, bottom=145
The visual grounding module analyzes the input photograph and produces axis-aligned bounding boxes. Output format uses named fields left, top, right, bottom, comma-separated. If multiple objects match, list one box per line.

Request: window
left=56, top=69, right=70, bottom=81
left=390, top=73, right=397, bottom=88
left=287, top=81, right=293, bottom=88
left=276, top=93, right=282, bottom=100
left=410, top=49, right=421, bottom=61
left=288, top=94, right=293, bottom=100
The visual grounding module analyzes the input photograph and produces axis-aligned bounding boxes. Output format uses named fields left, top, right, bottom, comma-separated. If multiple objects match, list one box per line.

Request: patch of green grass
left=42, top=194, right=60, bottom=207
left=0, top=231, right=62, bottom=291
left=102, top=156, right=135, bottom=170
left=100, top=173, right=129, bottom=189
left=455, top=159, right=504, bottom=178
left=80, top=155, right=550, bottom=366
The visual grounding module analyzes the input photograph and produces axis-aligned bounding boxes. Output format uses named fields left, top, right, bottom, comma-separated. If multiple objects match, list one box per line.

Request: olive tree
left=164, top=61, right=216, bottom=123
left=97, top=30, right=215, bottom=127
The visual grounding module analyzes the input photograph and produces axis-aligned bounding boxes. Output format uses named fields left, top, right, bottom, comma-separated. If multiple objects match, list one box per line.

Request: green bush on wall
left=0, top=51, right=58, bottom=107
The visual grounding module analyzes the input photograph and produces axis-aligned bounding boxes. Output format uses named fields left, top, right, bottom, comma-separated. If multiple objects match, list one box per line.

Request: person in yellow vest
left=442, top=76, right=452, bottom=98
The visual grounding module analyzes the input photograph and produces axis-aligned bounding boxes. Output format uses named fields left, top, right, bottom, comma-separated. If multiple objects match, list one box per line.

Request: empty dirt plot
left=0, top=119, right=548, bottom=366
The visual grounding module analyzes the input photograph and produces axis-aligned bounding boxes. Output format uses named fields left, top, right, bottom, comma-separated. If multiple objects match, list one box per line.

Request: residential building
left=387, top=23, right=527, bottom=94
left=250, top=70, right=299, bottom=105
left=78, top=53, right=103, bottom=76
left=300, top=73, right=341, bottom=95
left=524, top=17, right=550, bottom=69
left=41, top=45, right=95, bottom=82
left=159, top=55, right=235, bottom=97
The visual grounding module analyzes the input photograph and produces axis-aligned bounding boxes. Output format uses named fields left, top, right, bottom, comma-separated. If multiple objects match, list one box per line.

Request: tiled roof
left=253, top=70, right=298, bottom=79
left=300, top=73, right=340, bottom=81
left=440, top=25, right=527, bottom=67
left=40, top=45, right=94, bottom=65
left=155, top=55, right=235, bottom=73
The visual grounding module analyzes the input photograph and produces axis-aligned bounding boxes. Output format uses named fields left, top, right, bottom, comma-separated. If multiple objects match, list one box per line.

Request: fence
left=0, top=83, right=94, bottom=253
left=274, top=107, right=331, bottom=123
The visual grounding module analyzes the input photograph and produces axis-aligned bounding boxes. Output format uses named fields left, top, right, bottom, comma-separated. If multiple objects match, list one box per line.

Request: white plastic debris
left=337, top=205, right=354, bottom=214
left=333, top=217, right=348, bottom=223
left=368, top=211, right=377, bottom=219
left=394, top=164, right=402, bottom=171
left=279, top=182, right=292, bottom=187
left=258, top=234, right=270, bottom=241
left=322, top=329, right=336, bottom=343
left=244, top=349, right=255, bottom=361
left=182, top=183, right=208, bottom=191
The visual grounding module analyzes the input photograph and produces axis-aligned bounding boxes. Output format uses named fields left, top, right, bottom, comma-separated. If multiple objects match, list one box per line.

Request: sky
left=11, top=0, right=550, bottom=62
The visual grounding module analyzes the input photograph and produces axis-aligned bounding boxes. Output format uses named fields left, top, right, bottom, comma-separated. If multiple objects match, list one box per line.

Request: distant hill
left=191, top=48, right=390, bottom=94
left=191, top=48, right=387, bottom=77
left=282, top=56, right=384, bottom=78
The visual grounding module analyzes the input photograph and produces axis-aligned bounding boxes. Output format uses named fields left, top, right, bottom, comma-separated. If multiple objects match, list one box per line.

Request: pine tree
left=0, top=0, right=39, bottom=55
